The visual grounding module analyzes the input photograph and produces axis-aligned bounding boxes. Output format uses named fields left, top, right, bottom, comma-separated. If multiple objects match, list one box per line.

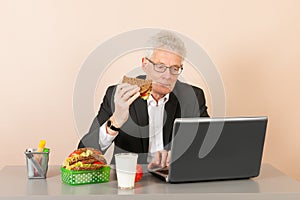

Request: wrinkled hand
left=112, top=83, right=140, bottom=127
left=148, top=150, right=171, bottom=169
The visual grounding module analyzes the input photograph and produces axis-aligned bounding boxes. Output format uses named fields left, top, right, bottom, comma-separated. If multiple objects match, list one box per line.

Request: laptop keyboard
left=156, top=168, right=169, bottom=175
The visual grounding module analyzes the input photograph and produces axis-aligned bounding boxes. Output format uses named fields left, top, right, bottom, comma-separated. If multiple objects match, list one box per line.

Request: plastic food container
left=61, top=166, right=110, bottom=185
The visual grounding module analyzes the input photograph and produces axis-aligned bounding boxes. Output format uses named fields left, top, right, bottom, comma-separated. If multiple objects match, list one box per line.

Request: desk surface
left=0, top=163, right=300, bottom=200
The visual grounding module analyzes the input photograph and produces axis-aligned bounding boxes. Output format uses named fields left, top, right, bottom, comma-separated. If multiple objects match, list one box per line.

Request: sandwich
left=63, top=148, right=107, bottom=171
left=122, top=76, right=152, bottom=100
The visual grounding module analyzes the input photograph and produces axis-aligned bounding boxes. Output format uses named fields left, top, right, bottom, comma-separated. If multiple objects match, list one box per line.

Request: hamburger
left=122, top=76, right=152, bottom=100
left=63, top=148, right=107, bottom=171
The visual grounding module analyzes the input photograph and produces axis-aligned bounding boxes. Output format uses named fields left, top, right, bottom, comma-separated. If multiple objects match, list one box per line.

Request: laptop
left=149, top=116, right=268, bottom=183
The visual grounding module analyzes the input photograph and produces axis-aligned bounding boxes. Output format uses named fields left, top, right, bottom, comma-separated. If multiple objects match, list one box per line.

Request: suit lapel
left=130, top=98, right=149, bottom=152
left=163, top=92, right=179, bottom=147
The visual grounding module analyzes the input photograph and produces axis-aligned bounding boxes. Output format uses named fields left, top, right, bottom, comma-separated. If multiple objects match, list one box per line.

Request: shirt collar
left=147, top=93, right=170, bottom=107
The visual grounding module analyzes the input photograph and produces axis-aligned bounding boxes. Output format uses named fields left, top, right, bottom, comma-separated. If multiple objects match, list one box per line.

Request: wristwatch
left=107, top=119, right=120, bottom=131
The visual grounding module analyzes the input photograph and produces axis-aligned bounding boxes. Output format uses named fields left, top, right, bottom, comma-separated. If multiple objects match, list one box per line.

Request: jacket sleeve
left=193, top=86, right=210, bottom=117
left=78, top=85, right=116, bottom=152
left=173, top=80, right=210, bottom=118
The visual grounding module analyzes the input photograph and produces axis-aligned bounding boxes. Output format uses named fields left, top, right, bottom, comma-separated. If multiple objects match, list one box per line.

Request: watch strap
left=107, top=119, right=120, bottom=131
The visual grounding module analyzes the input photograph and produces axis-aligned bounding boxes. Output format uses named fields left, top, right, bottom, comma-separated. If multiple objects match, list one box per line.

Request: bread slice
left=122, top=76, right=152, bottom=94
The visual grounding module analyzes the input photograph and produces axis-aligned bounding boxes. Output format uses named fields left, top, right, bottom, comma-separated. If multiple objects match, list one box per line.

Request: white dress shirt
left=147, top=94, right=169, bottom=162
left=98, top=94, right=170, bottom=163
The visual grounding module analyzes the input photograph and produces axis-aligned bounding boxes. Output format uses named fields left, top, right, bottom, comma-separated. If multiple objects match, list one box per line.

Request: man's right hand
left=112, top=83, right=140, bottom=128
left=148, top=150, right=171, bottom=170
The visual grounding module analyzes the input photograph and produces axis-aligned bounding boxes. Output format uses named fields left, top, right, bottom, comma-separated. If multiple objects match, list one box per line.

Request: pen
left=25, top=152, right=45, bottom=178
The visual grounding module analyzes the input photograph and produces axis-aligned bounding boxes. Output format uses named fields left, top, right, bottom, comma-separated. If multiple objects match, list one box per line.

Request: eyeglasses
left=145, top=57, right=183, bottom=75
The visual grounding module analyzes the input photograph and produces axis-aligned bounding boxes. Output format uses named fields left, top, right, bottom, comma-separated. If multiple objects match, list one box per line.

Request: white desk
left=0, top=163, right=300, bottom=200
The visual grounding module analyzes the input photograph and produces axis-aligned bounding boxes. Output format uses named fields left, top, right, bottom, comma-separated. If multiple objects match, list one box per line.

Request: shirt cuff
left=99, top=121, right=118, bottom=151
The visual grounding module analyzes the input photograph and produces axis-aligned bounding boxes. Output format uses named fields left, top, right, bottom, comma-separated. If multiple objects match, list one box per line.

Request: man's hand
left=148, top=150, right=171, bottom=169
left=112, top=83, right=140, bottom=127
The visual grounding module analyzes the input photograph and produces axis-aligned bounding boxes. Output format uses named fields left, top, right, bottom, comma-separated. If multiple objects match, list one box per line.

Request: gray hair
left=145, top=30, right=186, bottom=59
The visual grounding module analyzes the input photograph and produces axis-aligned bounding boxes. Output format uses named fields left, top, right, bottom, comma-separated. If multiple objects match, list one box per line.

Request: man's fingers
left=122, top=86, right=139, bottom=101
left=128, top=92, right=140, bottom=105
left=116, top=83, right=135, bottom=95
left=115, top=83, right=130, bottom=94
left=117, top=84, right=139, bottom=101
left=148, top=150, right=171, bottom=170
left=148, top=151, right=161, bottom=170
left=160, top=150, right=168, bottom=168
left=153, top=151, right=161, bottom=165
left=166, top=151, right=171, bottom=167
left=148, top=162, right=155, bottom=170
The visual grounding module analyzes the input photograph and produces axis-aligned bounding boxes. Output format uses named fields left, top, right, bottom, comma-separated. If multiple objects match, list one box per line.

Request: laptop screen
left=154, top=117, right=268, bottom=183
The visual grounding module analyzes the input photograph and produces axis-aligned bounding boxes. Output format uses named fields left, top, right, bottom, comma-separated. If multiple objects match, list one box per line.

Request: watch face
left=107, top=120, right=112, bottom=127
left=107, top=119, right=120, bottom=131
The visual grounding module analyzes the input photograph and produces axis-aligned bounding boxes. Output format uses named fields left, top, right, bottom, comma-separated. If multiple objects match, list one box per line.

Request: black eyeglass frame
left=145, top=57, right=183, bottom=75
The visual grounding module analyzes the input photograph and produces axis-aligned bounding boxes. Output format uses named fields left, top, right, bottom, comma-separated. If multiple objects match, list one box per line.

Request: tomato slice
left=93, top=161, right=104, bottom=165
left=68, top=150, right=81, bottom=157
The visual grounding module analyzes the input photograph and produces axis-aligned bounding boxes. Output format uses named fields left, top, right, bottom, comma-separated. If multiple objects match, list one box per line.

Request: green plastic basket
left=61, top=166, right=110, bottom=185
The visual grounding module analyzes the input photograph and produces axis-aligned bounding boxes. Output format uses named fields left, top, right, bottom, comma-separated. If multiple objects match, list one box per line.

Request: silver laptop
left=149, top=116, right=268, bottom=183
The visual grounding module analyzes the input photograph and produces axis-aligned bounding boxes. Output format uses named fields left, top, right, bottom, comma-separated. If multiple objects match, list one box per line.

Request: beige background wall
left=1, top=0, right=300, bottom=180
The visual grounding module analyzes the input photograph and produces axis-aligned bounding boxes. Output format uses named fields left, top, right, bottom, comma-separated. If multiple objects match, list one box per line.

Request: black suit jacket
left=78, top=79, right=209, bottom=163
